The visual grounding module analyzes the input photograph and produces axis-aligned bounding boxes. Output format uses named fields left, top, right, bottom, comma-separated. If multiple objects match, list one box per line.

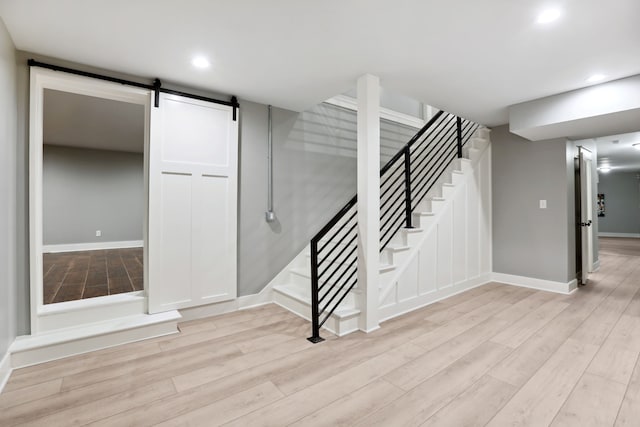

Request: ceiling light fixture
left=537, top=8, right=561, bottom=24
left=598, top=167, right=611, bottom=173
left=191, top=56, right=210, bottom=69
left=633, top=143, right=640, bottom=151
left=586, top=74, right=606, bottom=83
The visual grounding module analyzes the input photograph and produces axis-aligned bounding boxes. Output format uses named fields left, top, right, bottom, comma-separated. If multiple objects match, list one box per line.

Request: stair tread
left=385, top=243, right=410, bottom=251
left=403, top=227, right=424, bottom=233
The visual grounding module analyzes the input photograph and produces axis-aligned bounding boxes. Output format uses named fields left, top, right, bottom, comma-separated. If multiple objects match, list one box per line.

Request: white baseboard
left=492, top=273, right=578, bottom=295
left=43, top=240, right=143, bottom=253
left=0, top=350, right=12, bottom=394
left=592, top=260, right=601, bottom=272
left=598, top=232, right=640, bottom=238
left=179, top=287, right=275, bottom=323
left=379, top=273, right=492, bottom=323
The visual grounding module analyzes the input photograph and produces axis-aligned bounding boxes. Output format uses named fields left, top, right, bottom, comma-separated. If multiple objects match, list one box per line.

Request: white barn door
left=149, top=93, right=238, bottom=313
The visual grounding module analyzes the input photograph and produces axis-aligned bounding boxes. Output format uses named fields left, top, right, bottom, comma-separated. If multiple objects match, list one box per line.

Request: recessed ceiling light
left=537, top=9, right=561, bottom=24
left=633, top=143, right=640, bottom=151
left=586, top=74, right=606, bottom=83
left=191, top=56, right=210, bottom=69
left=598, top=167, right=611, bottom=173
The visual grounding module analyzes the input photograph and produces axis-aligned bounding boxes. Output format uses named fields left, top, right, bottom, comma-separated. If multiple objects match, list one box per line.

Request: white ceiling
left=43, top=89, right=144, bottom=153
left=591, top=131, right=640, bottom=173
left=1, top=0, right=640, bottom=127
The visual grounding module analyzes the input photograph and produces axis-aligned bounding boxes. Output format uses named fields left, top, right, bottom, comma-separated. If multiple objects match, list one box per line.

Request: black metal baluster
left=456, top=116, right=463, bottom=158
left=307, top=237, right=324, bottom=343
left=403, top=146, right=413, bottom=228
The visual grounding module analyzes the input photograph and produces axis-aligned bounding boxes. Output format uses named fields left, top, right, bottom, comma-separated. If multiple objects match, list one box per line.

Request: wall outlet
left=539, top=200, right=547, bottom=209
left=96, top=230, right=102, bottom=237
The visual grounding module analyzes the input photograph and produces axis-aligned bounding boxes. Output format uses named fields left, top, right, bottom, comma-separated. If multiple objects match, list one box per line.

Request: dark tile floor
left=43, top=247, right=143, bottom=304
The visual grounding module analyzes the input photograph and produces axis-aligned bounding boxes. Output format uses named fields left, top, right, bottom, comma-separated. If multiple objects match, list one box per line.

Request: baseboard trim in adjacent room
left=592, top=259, right=601, bottom=272
left=0, top=350, right=12, bottom=394
left=598, top=232, right=640, bottom=238
left=492, top=273, right=578, bottom=295
left=43, top=240, right=144, bottom=253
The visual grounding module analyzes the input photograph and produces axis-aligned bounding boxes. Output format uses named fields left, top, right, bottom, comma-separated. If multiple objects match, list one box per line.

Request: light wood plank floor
left=2, top=238, right=640, bottom=426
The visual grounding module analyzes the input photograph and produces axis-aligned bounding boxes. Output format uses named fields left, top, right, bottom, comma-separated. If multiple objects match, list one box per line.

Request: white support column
left=357, top=74, right=380, bottom=333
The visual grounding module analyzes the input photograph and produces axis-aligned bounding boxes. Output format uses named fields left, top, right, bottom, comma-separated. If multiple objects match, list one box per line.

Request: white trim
left=324, top=94, right=426, bottom=129
left=9, top=311, right=180, bottom=369
left=598, top=232, right=640, bottom=238
left=43, top=240, right=143, bottom=253
left=0, top=350, right=12, bottom=394
left=178, top=286, right=274, bottom=322
left=379, top=274, right=492, bottom=323
left=37, top=292, right=146, bottom=332
left=29, top=66, right=151, bottom=334
left=592, top=259, right=601, bottom=272
left=491, top=273, right=578, bottom=295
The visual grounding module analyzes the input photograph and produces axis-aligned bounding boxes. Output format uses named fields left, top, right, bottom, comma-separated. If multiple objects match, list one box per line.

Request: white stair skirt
left=269, top=127, right=493, bottom=335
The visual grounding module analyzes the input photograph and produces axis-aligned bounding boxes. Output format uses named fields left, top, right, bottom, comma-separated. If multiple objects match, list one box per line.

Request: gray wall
left=16, top=52, right=420, bottom=319
left=42, top=145, right=144, bottom=246
left=492, top=125, right=576, bottom=283
left=597, top=171, right=640, bottom=234
left=0, top=17, right=17, bottom=357
left=238, top=102, right=414, bottom=296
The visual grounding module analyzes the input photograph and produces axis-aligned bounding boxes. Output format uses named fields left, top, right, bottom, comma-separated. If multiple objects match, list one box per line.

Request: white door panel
left=149, top=93, right=238, bottom=313
left=579, top=148, right=594, bottom=285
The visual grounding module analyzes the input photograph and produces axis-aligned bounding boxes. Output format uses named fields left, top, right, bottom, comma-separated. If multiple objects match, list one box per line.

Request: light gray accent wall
left=238, top=101, right=415, bottom=296
left=597, top=171, right=640, bottom=234
left=492, top=125, right=575, bottom=283
left=238, top=101, right=356, bottom=296
left=0, top=17, right=18, bottom=356
left=17, top=52, right=419, bottom=310
left=42, top=145, right=144, bottom=246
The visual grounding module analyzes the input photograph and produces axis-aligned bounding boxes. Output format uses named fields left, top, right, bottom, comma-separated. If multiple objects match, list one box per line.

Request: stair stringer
left=378, top=130, right=493, bottom=322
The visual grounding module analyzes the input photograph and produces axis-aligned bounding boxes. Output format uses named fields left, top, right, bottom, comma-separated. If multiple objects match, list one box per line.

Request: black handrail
left=307, top=110, right=481, bottom=343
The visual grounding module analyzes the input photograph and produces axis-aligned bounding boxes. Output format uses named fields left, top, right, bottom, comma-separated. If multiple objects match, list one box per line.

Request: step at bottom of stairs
left=10, top=311, right=181, bottom=368
left=273, top=284, right=360, bottom=337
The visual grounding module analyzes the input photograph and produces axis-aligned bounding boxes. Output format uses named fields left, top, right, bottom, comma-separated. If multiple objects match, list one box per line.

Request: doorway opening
left=42, top=89, right=145, bottom=304
left=29, top=67, right=151, bottom=333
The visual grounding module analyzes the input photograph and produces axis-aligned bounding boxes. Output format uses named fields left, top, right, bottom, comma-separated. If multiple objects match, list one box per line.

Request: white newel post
left=357, top=74, right=381, bottom=332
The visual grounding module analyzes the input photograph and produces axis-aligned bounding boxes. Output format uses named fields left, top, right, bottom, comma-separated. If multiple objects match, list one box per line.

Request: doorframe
left=29, top=67, right=152, bottom=334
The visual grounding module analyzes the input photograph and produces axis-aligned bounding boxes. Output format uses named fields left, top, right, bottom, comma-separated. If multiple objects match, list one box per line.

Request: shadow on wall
left=238, top=101, right=421, bottom=296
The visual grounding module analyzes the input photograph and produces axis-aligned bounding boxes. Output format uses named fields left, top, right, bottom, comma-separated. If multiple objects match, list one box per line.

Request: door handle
left=580, top=221, right=592, bottom=227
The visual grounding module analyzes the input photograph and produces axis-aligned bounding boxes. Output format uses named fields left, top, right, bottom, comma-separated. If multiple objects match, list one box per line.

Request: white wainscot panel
left=466, top=172, right=481, bottom=279
left=397, top=255, right=419, bottom=302
left=436, top=204, right=453, bottom=289
left=418, top=229, right=438, bottom=295
left=452, top=184, right=467, bottom=285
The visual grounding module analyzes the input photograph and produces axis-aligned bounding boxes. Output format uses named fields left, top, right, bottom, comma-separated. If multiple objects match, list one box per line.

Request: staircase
left=271, top=111, right=492, bottom=339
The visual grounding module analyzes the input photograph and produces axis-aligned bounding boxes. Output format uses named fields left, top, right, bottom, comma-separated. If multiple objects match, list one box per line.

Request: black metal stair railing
left=308, top=110, right=480, bottom=343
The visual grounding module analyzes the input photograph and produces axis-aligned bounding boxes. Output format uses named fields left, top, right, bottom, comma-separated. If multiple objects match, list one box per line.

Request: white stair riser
left=412, top=214, right=434, bottom=229
left=441, top=184, right=456, bottom=198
